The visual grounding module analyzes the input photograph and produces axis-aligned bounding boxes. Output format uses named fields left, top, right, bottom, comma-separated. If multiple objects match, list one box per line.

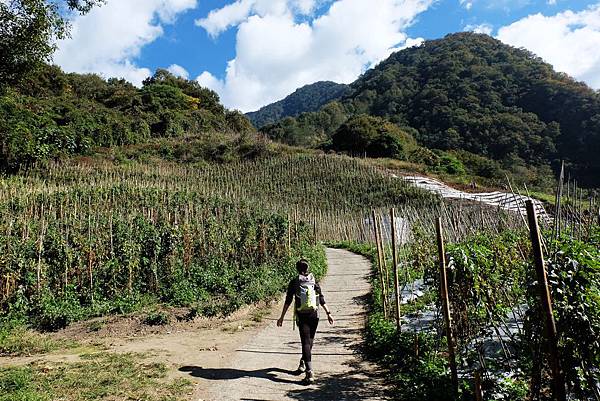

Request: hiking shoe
left=297, top=359, right=306, bottom=373
left=304, top=370, right=315, bottom=384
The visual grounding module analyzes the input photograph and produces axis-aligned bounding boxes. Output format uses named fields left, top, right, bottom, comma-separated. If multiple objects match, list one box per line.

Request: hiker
left=276, top=259, right=334, bottom=384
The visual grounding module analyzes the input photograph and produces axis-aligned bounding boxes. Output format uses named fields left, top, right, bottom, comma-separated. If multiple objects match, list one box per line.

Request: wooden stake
left=313, top=214, right=317, bottom=245
left=390, top=208, right=401, bottom=332
left=474, top=371, right=483, bottom=401
left=287, top=213, right=292, bottom=255
left=377, top=215, right=390, bottom=318
left=525, top=200, right=566, bottom=401
left=372, top=211, right=388, bottom=319
left=554, top=161, right=564, bottom=239
left=436, top=217, right=459, bottom=393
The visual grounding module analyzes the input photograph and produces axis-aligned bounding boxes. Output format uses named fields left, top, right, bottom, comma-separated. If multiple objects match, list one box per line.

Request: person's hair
left=296, top=259, right=309, bottom=274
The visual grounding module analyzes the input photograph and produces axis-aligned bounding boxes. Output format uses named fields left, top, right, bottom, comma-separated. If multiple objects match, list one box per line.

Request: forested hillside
left=246, top=81, right=350, bottom=128
left=260, top=33, right=600, bottom=186
left=0, top=66, right=254, bottom=170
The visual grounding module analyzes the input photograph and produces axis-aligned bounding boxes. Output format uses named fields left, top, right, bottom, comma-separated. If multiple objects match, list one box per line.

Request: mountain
left=260, top=33, right=600, bottom=186
left=246, top=81, right=350, bottom=128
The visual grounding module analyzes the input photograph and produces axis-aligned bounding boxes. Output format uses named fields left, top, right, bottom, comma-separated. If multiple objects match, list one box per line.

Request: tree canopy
left=0, top=0, right=104, bottom=88
left=246, top=81, right=350, bottom=129
left=331, top=114, right=417, bottom=159
left=0, top=66, right=254, bottom=170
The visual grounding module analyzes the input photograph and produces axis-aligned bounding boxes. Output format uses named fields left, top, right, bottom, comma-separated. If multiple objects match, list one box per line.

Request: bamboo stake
left=287, top=213, right=292, bottom=255
left=436, top=217, right=459, bottom=393
left=372, top=211, right=388, bottom=319
left=525, top=200, right=566, bottom=401
left=36, top=207, right=45, bottom=295
left=554, top=161, right=565, bottom=239
left=390, top=208, right=401, bottom=332
left=377, top=215, right=391, bottom=318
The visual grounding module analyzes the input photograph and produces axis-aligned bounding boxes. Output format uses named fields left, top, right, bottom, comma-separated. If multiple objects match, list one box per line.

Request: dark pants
left=297, top=312, right=319, bottom=368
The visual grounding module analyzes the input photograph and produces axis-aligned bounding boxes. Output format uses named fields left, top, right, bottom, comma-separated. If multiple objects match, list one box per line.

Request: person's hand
left=277, top=317, right=284, bottom=327
left=327, top=313, right=334, bottom=325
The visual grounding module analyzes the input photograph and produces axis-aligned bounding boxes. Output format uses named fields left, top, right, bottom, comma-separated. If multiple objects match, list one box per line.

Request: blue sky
left=54, top=0, right=600, bottom=112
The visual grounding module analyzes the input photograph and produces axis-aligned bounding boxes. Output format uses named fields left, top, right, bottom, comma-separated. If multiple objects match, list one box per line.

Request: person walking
left=277, top=259, right=334, bottom=384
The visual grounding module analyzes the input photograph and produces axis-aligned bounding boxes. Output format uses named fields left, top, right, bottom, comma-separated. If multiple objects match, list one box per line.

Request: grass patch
left=250, top=306, right=271, bottom=323
left=0, top=352, right=192, bottom=401
left=0, top=325, right=77, bottom=357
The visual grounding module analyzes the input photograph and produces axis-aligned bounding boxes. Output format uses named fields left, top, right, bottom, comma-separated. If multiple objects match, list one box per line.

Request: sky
left=53, top=0, right=600, bottom=112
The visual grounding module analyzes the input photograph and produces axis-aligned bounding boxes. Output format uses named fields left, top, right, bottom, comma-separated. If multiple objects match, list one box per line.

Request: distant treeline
left=246, top=81, right=351, bottom=128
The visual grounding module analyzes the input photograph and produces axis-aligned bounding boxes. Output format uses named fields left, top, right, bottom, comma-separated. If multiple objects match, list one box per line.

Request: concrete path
left=192, top=248, right=385, bottom=401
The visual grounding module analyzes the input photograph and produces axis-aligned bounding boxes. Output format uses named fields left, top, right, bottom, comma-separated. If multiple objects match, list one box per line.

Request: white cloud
left=459, top=0, right=473, bottom=10
left=197, top=70, right=225, bottom=93
left=464, top=23, right=493, bottom=35
left=459, top=0, right=532, bottom=11
left=497, top=4, right=600, bottom=89
left=196, top=0, right=432, bottom=112
left=196, top=0, right=256, bottom=37
left=167, top=64, right=190, bottom=79
left=54, top=0, right=197, bottom=86
left=195, top=0, right=320, bottom=37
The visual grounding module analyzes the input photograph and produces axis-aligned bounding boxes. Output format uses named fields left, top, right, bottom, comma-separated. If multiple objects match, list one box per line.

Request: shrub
left=331, top=114, right=416, bottom=159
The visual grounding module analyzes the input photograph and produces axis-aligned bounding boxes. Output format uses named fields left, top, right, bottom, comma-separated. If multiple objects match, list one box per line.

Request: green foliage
left=444, top=231, right=529, bottom=348
left=0, top=154, right=427, bottom=329
left=0, top=184, right=323, bottom=329
left=330, top=114, right=417, bottom=159
left=0, top=1, right=103, bottom=88
left=0, top=67, right=255, bottom=170
left=144, top=310, right=170, bottom=326
left=100, top=132, right=272, bottom=165
left=0, top=366, right=46, bottom=401
left=260, top=101, right=348, bottom=147
left=523, top=228, right=600, bottom=400
left=433, top=151, right=466, bottom=175
left=345, top=32, right=600, bottom=185
left=247, top=81, right=351, bottom=128
left=365, top=308, right=459, bottom=400
left=451, top=150, right=503, bottom=179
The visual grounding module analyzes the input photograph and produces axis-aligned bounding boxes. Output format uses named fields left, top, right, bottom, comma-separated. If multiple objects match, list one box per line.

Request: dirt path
left=1, top=248, right=384, bottom=400
left=191, top=248, right=385, bottom=401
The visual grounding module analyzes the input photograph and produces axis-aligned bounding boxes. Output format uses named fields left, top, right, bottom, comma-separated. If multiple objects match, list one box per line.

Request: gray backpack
left=296, top=273, right=318, bottom=313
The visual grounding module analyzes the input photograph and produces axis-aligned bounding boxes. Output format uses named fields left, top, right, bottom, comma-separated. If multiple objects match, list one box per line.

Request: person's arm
left=277, top=301, right=291, bottom=327
left=315, top=282, right=334, bottom=325
left=322, top=302, right=334, bottom=325
left=277, top=279, right=295, bottom=327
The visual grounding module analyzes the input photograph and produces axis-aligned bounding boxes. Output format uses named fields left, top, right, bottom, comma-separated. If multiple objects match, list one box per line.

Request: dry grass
left=0, top=352, right=192, bottom=401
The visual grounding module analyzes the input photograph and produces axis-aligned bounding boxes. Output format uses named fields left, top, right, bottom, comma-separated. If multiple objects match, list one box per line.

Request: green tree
left=331, top=115, right=416, bottom=159
left=0, top=0, right=103, bottom=87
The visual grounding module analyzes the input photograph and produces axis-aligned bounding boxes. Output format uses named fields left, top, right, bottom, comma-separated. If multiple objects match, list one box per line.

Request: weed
left=144, top=310, right=170, bottom=326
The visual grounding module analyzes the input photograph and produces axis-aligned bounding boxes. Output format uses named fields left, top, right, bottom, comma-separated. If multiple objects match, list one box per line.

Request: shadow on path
left=179, top=366, right=302, bottom=385
left=285, top=369, right=387, bottom=401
